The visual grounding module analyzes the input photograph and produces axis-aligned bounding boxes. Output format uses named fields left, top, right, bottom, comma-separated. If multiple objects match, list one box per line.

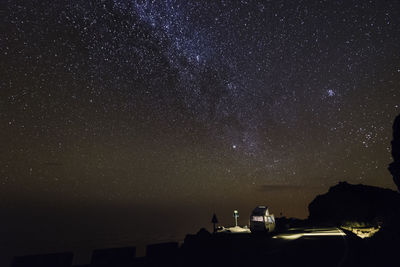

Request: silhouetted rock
left=145, top=242, right=179, bottom=267
left=90, top=246, right=136, bottom=266
left=389, top=114, right=400, bottom=191
left=307, top=182, right=400, bottom=266
left=308, top=182, right=400, bottom=226
left=11, top=252, right=73, bottom=267
left=196, top=227, right=212, bottom=238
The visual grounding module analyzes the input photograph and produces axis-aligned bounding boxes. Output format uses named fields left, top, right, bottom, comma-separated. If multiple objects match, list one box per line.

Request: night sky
left=1, top=0, right=400, bottom=262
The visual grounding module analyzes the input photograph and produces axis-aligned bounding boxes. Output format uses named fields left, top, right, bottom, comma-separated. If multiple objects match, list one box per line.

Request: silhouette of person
left=389, top=114, right=400, bottom=191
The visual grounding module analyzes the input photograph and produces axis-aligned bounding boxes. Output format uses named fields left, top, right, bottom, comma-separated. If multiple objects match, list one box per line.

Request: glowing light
left=273, top=233, right=303, bottom=240
left=341, top=226, right=380, bottom=239
left=251, top=216, right=264, bottom=222
left=273, top=228, right=346, bottom=240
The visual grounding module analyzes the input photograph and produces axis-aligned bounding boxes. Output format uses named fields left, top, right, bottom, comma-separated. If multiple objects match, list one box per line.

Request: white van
left=250, top=206, right=276, bottom=233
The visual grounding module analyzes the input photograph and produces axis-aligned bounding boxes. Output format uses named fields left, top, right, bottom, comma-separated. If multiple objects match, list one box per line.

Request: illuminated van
left=250, top=206, right=275, bottom=232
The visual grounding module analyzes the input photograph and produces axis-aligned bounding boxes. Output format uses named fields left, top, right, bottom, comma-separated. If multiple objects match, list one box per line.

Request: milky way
left=1, top=0, right=400, bottom=261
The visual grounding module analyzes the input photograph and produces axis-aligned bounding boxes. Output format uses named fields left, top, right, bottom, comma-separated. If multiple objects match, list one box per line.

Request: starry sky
left=1, top=0, right=400, bottom=262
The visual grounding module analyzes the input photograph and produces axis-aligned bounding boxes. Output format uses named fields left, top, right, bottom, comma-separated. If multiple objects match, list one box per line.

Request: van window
left=252, top=209, right=265, bottom=216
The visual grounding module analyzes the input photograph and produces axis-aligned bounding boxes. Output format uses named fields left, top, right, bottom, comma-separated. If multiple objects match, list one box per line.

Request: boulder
left=308, top=182, right=400, bottom=226
left=389, top=114, right=400, bottom=191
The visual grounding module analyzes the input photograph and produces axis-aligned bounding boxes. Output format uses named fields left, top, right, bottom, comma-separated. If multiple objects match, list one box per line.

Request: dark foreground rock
left=308, top=181, right=400, bottom=267
left=11, top=252, right=73, bottom=267
left=308, top=181, right=400, bottom=226
left=181, top=228, right=352, bottom=267
left=11, top=226, right=400, bottom=267
left=389, top=113, right=400, bottom=191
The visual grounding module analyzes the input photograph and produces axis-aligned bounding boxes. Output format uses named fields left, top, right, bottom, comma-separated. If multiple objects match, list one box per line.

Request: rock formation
left=389, top=114, right=400, bottom=192
left=308, top=182, right=400, bottom=225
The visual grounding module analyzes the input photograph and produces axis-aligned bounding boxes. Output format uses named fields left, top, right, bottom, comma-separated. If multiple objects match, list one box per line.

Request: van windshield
left=252, top=209, right=265, bottom=216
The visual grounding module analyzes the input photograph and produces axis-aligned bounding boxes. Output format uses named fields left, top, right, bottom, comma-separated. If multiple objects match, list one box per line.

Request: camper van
left=250, top=206, right=276, bottom=233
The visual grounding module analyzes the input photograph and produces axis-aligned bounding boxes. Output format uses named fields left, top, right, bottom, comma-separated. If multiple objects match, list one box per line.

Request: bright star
left=327, top=89, right=335, bottom=97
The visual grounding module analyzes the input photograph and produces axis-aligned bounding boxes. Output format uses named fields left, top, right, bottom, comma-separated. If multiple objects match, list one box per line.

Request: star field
left=1, top=0, right=400, bottom=260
